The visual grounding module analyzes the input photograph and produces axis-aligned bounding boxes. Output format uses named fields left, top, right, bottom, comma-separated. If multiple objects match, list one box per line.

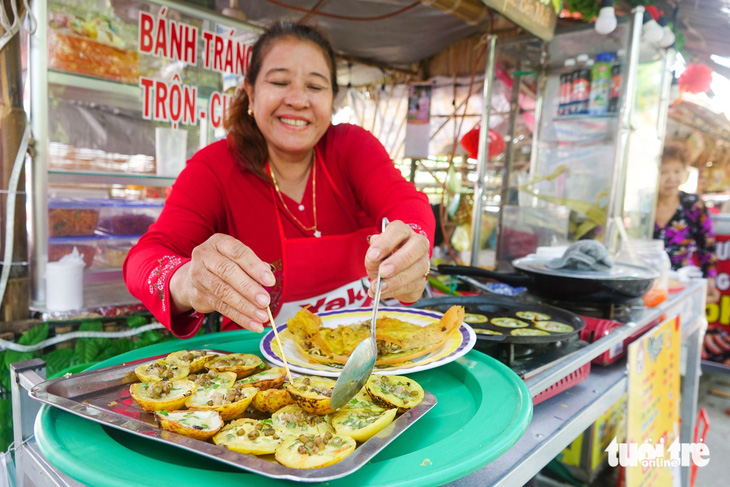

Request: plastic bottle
left=558, top=58, right=576, bottom=117
left=589, top=52, right=615, bottom=115
left=608, top=49, right=624, bottom=113
left=616, top=239, right=671, bottom=307
left=572, top=54, right=591, bottom=115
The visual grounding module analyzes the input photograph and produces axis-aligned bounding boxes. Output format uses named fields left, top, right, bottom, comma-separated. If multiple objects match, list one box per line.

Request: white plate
left=259, top=307, right=476, bottom=377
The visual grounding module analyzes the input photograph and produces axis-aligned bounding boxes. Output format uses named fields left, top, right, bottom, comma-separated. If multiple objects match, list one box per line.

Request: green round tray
left=35, top=330, right=532, bottom=487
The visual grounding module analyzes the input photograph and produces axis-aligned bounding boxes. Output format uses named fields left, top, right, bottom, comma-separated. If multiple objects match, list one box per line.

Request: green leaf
left=134, top=330, right=163, bottom=349
left=75, top=339, right=102, bottom=364
left=79, top=320, right=103, bottom=332
left=43, top=348, right=75, bottom=377
left=18, top=323, right=48, bottom=346
left=0, top=353, right=9, bottom=392
left=96, top=339, right=134, bottom=362
left=0, top=395, right=13, bottom=452
left=5, top=350, right=34, bottom=368
left=126, top=315, right=148, bottom=329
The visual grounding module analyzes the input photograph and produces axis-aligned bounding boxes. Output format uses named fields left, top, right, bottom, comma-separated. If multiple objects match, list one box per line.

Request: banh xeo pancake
left=285, top=306, right=464, bottom=366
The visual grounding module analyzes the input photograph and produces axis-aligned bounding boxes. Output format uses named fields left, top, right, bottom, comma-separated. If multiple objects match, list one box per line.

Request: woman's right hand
left=169, top=234, right=277, bottom=332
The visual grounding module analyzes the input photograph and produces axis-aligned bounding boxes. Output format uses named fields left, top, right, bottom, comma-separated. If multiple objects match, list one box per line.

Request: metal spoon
left=329, top=217, right=388, bottom=410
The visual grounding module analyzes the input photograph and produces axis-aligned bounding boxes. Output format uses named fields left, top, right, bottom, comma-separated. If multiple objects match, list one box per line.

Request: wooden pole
left=0, top=12, right=30, bottom=321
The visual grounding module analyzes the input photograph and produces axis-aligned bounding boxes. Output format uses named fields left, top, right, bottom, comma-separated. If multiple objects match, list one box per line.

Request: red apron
left=221, top=150, right=375, bottom=331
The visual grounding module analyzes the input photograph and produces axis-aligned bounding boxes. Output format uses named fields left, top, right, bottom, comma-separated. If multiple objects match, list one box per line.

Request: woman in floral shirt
left=653, top=145, right=719, bottom=302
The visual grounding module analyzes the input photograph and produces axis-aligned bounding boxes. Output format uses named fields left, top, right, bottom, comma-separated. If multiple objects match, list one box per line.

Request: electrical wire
left=264, top=0, right=421, bottom=21
left=0, top=323, right=166, bottom=353
left=0, top=124, right=29, bottom=309
left=0, top=0, right=37, bottom=51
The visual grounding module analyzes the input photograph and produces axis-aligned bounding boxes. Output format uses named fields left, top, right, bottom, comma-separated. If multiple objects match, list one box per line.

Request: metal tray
left=29, top=350, right=437, bottom=483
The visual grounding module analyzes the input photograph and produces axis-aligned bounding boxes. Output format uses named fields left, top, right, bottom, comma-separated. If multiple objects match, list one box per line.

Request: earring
left=247, top=107, right=253, bottom=116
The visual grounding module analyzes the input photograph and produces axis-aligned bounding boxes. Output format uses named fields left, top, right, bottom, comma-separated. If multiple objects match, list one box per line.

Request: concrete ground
left=694, top=369, right=730, bottom=486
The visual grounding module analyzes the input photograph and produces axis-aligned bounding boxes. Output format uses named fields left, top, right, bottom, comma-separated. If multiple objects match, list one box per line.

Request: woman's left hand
left=364, top=220, right=431, bottom=303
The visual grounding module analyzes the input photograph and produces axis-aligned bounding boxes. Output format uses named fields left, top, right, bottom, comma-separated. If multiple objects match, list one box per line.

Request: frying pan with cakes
left=411, top=296, right=585, bottom=344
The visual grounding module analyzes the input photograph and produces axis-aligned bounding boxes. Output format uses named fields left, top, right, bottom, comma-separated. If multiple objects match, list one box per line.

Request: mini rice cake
left=213, top=418, right=283, bottom=455
left=130, top=380, right=196, bottom=412
left=271, top=404, right=334, bottom=438
left=275, top=433, right=356, bottom=469
left=184, top=385, right=258, bottom=421
left=154, top=409, right=223, bottom=440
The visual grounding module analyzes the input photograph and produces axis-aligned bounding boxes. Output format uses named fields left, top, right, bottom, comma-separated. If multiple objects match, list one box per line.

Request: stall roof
left=216, top=0, right=496, bottom=69
left=655, top=0, right=730, bottom=61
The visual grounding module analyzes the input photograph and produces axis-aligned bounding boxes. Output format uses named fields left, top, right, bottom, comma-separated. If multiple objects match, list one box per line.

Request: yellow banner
left=626, top=316, right=681, bottom=487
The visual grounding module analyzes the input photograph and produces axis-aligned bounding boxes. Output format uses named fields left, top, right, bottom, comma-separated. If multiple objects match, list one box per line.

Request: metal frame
left=470, top=34, right=497, bottom=266
left=27, top=0, right=261, bottom=310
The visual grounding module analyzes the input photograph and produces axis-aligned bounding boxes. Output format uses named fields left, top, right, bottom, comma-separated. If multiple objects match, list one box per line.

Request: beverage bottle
left=589, top=52, right=615, bottom=115
left=558, top=58, right=576, bottom=116
left=572, top=54, right=591, bottom=115
left=608, top=49, right=624, bottom=113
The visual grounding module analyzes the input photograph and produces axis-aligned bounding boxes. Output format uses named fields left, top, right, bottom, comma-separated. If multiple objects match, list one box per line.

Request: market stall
left=0, top=0, right=717, bottom=486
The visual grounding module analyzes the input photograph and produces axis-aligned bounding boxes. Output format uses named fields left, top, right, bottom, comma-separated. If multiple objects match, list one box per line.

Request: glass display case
left=486, top=11, right=673, bottom=270
left=29, top=0, right=260, bottom=314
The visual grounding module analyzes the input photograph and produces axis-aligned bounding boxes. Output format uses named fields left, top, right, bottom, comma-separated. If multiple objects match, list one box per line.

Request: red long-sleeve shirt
left=124, top=123, right=435, bottom=337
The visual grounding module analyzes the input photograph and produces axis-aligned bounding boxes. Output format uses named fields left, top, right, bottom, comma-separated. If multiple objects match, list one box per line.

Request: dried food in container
left=96, top=200, right=163, bottom=236
left=93, top=235, right=140, bottom=269
left=48, top=198, right=101, bottom=237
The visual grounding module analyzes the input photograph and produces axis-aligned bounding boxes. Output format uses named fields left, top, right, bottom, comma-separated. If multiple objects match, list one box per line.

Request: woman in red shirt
left=124, top=22, right=434, bottom=337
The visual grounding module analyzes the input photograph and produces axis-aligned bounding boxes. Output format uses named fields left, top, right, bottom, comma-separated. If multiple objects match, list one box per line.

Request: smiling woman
left=124, top=21, right=435, bottom=338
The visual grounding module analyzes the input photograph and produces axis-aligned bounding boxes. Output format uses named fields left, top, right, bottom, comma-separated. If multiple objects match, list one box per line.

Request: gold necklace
left=269, top=157, right=321, bottom=238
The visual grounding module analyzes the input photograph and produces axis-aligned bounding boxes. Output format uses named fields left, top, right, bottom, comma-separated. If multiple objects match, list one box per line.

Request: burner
left=475, top=334, right=583, bottom=373
left=520, top=293, right=640, bottom=321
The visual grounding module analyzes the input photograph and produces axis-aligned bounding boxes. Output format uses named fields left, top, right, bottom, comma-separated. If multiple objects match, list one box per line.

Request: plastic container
left=608, top=50, right=624, bottom=113
left=155, top=127, right=188, bottom=177
left=46, top=248, right=85, bottom=311
left=615, top=239, right=671, bottom=306
left=572, top=54, right=591, bottom=115
left=48, top=198, right=102, bottom=237
left=558, top=58, right=576, bottom=117
left=48, top=236, right=97, bottom=269
left=589, top=52, right=615, bottom=115
left=94, top=235, right=140, bottom=269
left=96, top=200, right=163, bottom=236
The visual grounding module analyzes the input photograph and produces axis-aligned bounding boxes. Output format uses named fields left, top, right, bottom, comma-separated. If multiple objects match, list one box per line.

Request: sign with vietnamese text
left=626, top=316, right=681, bottom=487
left=136, top=7, right=256, bottom=129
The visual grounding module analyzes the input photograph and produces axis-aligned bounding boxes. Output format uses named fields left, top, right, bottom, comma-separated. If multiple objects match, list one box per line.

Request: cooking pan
left=411, top=295, right=585, bottom=344
left=437, top=255, right=658, bottom=305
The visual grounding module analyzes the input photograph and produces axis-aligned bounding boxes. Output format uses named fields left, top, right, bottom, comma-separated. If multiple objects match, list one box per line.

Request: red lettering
left=169, top=20, right=183, bottom=62
left=235, top=42, right=246, bottom=76
left=169, top=83, right=182, bottom=124
left=139, top=12, right=154, bottom=53
left=184, top=25, right=197, bottom=65
left=183, top=85, right=196, bottom=125
left=155, top=81, right=168, bottom=121
left=139, top=77, right=154, bottom=119
left=347, top=287, right=365, bottom=305
left=202, top=31, right=214, bottom=69
left=213, top=35, right=224, bottom=71
left=325, top=298, right=346, bottom=311
left=305, top=297, right=327, bottom=314
left=154, top=17, right=167, bottom=58
left=247, top=46, right=253, bottom=74
left=224, top=37, right=234, bottom=73
left=210, top=92, right=222, bottom=128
